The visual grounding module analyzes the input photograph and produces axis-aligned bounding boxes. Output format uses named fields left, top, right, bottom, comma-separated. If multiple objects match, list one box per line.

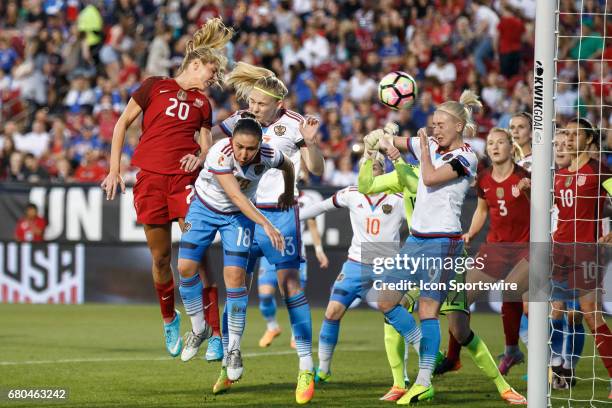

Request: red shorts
left=133, top=170, right=197, bottom=225
left=552, top=243, right=604, bottom=291
left=477, top=242, right=529, bottom=280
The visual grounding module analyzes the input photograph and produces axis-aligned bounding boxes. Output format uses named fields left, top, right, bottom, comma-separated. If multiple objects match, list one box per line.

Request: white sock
left=415, top=368, right=433, bottom=387
left=299, top=355, right=314, bottom=371
left=191, top=313, right=206, bottom=335
left=266, top=319, right=279, bottom=331
left=412, top=340, right=421, bottom=356
left=228, top=334, right=242, bottom=353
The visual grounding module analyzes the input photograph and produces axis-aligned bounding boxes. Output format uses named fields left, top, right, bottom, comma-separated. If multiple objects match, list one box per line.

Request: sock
left=384, top=321, right=406, bottom=388
left=259, top=293, right=279, bottom=331
left=415, top=318, right=440, bottom=387
left=446, top=331, right=462, bottom=363
left=226, top=287, right=248, bottom=352
left=285, top=292, right=313, bottom=371
left=501, top=301, right=522, bottom=348
left=179, top=274, right=206, bottom=334
left=519, top=314, right=529, bottom=346
left=221, top=305, right=229, bottom=366
left=318, top=318, right=340, bottom=374
left=563, top=323, right=585, bottom=370
left=463, top=331, right=511, bottom=395
left=384, top=305, right=422, bottom=346
left=403, top=340, right=410, bottom=384
left=595, top=323, right=612, bottom=377
left=155, top=278, right=176, bottom=322
left=551, top=319, right=564, bottom=366
left=203, top=287, right=221, bottom=336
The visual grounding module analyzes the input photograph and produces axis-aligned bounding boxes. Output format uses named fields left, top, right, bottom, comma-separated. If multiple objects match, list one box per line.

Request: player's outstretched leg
left=434, top=331, right=462, bottom=376
left=499, top=301, right=525, bottom=375
left=178, top=270, right=213, bottom=362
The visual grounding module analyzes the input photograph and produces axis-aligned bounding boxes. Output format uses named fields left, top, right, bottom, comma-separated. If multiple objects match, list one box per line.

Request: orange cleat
left=379, top=386, right=407, bottom=402
left=500, top=387, right=527, bottom=405
left=258, top=327, right=282, bottom=348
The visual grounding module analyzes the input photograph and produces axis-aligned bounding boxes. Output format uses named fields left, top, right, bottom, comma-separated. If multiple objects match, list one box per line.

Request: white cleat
left=226, top=349, right=243, bottom=381
left=180, top=325, right=212, bottom=362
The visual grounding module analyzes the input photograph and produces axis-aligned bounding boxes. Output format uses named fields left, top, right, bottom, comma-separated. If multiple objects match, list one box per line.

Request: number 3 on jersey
left=366, top=217, right=381, bottom=235
left=166, top=98, right=190, bottom=120
left=497, top=200, right=507, bottom=216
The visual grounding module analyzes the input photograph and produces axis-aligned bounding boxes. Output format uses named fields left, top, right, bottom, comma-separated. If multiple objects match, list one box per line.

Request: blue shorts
left=248, top=207, right=302, bottom=271
left=257, top=257, right=307, bottom=288
left=383, top=235, right=464, bottom=303
left=178, top=199, right=254, bottom=269
left=330, top=260, right=373, bottom=308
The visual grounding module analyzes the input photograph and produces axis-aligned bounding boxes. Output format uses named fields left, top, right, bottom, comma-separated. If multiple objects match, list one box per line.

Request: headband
left=253, top=86, right=283, bottom=100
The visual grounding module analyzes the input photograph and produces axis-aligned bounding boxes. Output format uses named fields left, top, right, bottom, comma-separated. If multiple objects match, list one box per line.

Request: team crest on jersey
left=496, top=187, right=505, bottom=199
left=177, top=89, right=187, bottom=101
left=565, top=176, right=573, bottom=187
left=218, top=155, right=225, bottom=166
left=336, top=273, right=345, bottom=282
left=183, top=222, right=191, bottom=233
left=254, top=164, right=265, bottom=175
left=382, top=204, right=393, bottom=214
left=194, top=98, right=204, bottom=108
left=577, top=175, right=587, bottom=186
left=512, top=185, right=520, bottom=197
left=442, top=153, right=453, bottom=161
left=274, top=125, right=286, bottom=136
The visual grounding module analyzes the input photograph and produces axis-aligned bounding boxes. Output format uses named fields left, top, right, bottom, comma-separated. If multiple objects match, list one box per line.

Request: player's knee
left=325, top=302, right=346, bottom=320
left=177, top=260, right=197, bottom=278
left=152, top=251, right=172, bottom=273
left=377, top=300, right=396, bottom=313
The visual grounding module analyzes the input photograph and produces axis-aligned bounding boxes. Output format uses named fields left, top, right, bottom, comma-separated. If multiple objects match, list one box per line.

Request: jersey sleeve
left=331, top=187, right=352, bottom=208
left=406, top=137, right=421, bottom=161
left=358, top=159, right=403, bottom=194
left=207, top=142, right=234, bottom=175
left=393, top=161, right=419, bottom=194
left=299, top=197, right=337, bottom=220
left=449, top=152, right=478, bottom=178
left=261, top=144, right=284, bottom=169
left=132, top=76, right=161, bottom=111
left=219, top=111, right=242, bottom=137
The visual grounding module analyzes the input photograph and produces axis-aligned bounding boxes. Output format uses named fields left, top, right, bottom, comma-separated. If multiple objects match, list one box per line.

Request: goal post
left=529, top=1, right=556, bottom=407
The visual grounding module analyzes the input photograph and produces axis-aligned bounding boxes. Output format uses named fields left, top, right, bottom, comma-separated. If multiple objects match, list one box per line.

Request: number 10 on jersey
left=366, top=217, right=380, bottom=235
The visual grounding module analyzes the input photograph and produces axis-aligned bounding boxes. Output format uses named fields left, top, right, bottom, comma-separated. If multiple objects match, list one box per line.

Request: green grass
left=0, top=304, right=608, bottom=407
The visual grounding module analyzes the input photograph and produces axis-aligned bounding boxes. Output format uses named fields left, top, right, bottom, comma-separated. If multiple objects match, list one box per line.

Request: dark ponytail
left=234, top=112, right=262, bottom=141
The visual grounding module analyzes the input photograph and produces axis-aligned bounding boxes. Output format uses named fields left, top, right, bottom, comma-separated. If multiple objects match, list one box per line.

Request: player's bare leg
left=144, top=224, right=183, bottom=356
left=277, top=268, right=315, bottom=404
left=258, top=283, right=282, bottom=347
left=499, top=259, right=528, bottom=375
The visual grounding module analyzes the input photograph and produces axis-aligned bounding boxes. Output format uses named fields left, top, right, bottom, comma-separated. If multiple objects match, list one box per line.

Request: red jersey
left=131, top=77, right=212, bottom=175
left=476, top=164, right=531, bottom=243
left=14, top=216, right=47, bottom=242
left=553, top=159, right=610, bottom=243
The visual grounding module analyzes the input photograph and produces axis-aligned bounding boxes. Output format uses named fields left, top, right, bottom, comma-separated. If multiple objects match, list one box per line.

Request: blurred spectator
left=7, top=151, right=26, bottom=181
left=412, top=91, right=436, bottom=130
left=471, top=0, right=500, bottom=76
left=425, top=50, right=457, bottom=84
left=74, top=150, right=106, bottom=182
left=146, top=28, right=173, bottom=77
left=327, top=153, right=358, bottom=187
left=0, top=35, right=18, bottom=74
left=348, top=69, right=377, bottom=103
left=496, top=4, right=525, bottom=78
left=23, top=153, right=49, bottom=182
left=14, top=121, right=50, bottom=158
left=14, top=203, right=47, bottom=242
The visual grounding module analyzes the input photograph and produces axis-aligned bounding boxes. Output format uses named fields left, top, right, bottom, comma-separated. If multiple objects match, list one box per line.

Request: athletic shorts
left=133, top=170, right=197, bottom=224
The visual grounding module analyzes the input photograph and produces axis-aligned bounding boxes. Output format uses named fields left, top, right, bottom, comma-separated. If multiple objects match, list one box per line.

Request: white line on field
left=0, top=347, right=377, bottom=366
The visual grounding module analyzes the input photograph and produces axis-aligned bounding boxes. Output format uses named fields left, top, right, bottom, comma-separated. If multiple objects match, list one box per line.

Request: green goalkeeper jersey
left=357, top=158, right=420, bottom=228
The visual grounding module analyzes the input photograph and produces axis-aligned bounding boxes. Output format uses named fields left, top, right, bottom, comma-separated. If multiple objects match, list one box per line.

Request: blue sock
left=318, top=318, right=340, bottom=374
left=285, top=292, right=313, bottom=371
left=179, top=274, right=205, bottom=333
left=259, top=293, right=277, bottom=328
left=564, top=322, right=585, bottom=369
left=384, top=305, right=421, bottom=346
left=551, top=319, right=564, bottom=365
left=418, top=318, right=441, bottom=373
left=519, top=314, right=529, bottom=346
left=221, top=305, right=229, bottom=365
left=226, top=287, right=248, bottom=351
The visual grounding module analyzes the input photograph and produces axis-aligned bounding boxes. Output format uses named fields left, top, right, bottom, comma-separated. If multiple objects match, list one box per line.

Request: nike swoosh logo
left=160, top=89, right=171, bottom=94
left=168, top=337, right=181, bottom=355
left=484, top=188, right=490, bottom=192
left=162, top=295, right=171, bottom=301
left=203, top=301, right=213, bottom=310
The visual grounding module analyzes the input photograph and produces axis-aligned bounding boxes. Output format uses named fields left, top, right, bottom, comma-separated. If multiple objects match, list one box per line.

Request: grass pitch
left=0, top=304, right=608, bottom=407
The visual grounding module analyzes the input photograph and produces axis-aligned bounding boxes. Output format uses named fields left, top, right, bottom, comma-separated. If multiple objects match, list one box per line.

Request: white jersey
left=300, top=187, right=405, bottom=264
left=195, top=138, right=284, bottom=213
left=220, top=109, right=305, bottom=207
left=517, top=154, right=532, bottom=172
left=407, top=137, right=478, bottom=236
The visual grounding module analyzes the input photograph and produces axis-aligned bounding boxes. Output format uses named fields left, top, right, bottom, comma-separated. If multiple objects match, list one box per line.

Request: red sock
left=154, top=278, right=175, bottom=321
left=447, top=331, right=462, bottom=363
left=595, top=323, right=612, bottom=377
left=501, top=301, right=522, bottom=346
left=203, top=286, right=221, bottom=336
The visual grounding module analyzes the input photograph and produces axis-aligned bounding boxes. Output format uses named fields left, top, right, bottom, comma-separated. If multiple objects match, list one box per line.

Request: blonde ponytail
left=226, top=62, right=289, bottom=101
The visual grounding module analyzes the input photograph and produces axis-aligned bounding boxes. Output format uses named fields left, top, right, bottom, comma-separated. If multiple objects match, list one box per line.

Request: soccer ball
left=378, top=71, right=418, bottom=110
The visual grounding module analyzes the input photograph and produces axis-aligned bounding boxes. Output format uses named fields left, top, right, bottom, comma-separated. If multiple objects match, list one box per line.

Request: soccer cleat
left=163, top=310, right=183, bottom=357
left=314, top=367, right=331, bottom=384
left=550, top=364, right=568, bottom=390
left=290, top=336, right=296, bottom=349
left=258, top=327, right=282, bottom=348
left=295, top=369, right=315, bottom=404
left=205, top=335, right=223, bottom=362
left=212, top=366, right=233, bottom=395
left=561, top=367, right=577, bottom=387
left=396, top=383, right=434, bottom=405
left=500, top=387, right=527, bottom=405
left=379, top=386, right=407, bottom=402
left=498, top=351, right=525, bottom=375
left=226, top=349, right=244, bottom=381
left=180, top=325, right=212, bottom=362
left=433, top=356, right=462, bottom=376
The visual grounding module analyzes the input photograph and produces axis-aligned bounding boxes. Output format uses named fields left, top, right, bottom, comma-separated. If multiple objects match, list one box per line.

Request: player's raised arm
left=276, top=153, right=296, bottom=210
left=101, top=97, right=142, bottom=200
left=299, top=115, right=325, bottom=176
left=307, top=218, right=328, bottom=268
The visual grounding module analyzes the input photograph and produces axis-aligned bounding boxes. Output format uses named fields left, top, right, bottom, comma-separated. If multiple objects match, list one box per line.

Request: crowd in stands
left=0, top=0, right=609, bottom=186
